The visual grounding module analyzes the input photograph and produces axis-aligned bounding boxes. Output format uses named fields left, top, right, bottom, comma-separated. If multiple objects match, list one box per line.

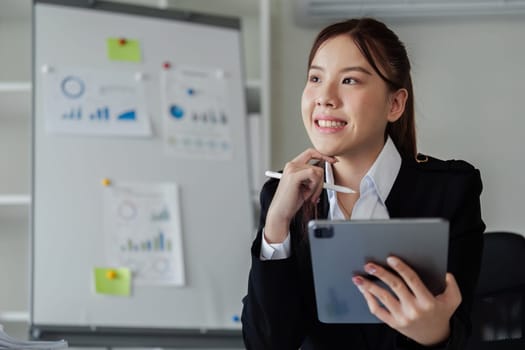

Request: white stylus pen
left=264, top=170, right=357, bottom=194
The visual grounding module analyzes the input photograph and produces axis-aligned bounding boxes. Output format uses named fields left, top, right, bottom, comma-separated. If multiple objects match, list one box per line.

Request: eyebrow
left=309, top=65, right=372, bottom=75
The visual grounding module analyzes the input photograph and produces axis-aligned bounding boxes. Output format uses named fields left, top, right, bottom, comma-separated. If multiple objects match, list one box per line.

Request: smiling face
left=301, top=34, right=404, bottom=159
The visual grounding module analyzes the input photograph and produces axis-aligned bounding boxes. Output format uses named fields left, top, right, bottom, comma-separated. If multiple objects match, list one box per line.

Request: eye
left=309, top=75, right=320, bottom=83
left=342, top=77, right=358, bottom=85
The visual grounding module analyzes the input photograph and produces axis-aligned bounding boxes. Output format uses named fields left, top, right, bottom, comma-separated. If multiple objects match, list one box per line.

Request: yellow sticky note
left=107, top=38, right=142, bottom=62
left=94, top=267, right=131, bottom=296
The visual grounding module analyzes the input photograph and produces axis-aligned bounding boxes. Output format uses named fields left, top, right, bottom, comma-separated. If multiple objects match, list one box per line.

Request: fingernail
left=364, top=264, right=376, bottom=274
left=387, top=257, right=398, bottom=267
left=352, top=276, right=364, bottom=285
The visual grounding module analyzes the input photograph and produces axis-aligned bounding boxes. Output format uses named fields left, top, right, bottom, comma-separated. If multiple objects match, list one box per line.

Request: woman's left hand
left=352, top=256, right=462, bottom=346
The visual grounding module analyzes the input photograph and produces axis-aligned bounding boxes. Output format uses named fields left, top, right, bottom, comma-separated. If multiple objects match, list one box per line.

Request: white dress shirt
left=260, top=137, right=402, bottom=260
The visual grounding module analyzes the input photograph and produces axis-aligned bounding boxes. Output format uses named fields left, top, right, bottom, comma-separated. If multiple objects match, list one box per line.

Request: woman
left=241, top=18, right=484, bottom=349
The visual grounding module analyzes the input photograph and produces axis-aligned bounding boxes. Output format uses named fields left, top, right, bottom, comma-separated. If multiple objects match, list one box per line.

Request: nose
left=315, top=83, right=339, bottom=108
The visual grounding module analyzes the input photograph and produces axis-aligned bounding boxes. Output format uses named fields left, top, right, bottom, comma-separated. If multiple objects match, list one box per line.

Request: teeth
left=318, top=120, right=346, bottom=128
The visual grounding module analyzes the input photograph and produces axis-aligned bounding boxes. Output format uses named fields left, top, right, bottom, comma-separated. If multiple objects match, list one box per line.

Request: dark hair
left=307, top=17, right=416, bottom=158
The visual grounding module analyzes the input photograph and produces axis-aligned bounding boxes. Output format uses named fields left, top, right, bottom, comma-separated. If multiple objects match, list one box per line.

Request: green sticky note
left=107, top=38, right=142, bottom=62
left=94, top=267, right=131, bottom=296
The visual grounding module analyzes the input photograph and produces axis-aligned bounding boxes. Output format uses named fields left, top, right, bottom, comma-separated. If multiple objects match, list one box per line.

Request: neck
left=332, top=139, right=386, bottom=190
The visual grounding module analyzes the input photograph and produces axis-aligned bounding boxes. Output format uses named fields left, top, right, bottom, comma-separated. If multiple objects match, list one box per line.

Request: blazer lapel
left=385, top=159, right=413, bottom=218
left=318, top=189, right=330, bottom=219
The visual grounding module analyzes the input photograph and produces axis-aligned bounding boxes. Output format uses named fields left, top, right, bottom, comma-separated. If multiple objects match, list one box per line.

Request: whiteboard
left=32, top=0, right=253, bottom=344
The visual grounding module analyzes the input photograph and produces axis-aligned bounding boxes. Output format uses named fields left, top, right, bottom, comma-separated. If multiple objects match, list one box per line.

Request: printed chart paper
left=42, top=66, right=151, bottom=136
left=103, top=182, right=185, bottom=285
left=161, top=65, right=233, bottom=159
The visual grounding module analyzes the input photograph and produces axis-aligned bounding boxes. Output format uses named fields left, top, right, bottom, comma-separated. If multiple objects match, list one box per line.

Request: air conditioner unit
left=294, top=0, right=525, bottom=26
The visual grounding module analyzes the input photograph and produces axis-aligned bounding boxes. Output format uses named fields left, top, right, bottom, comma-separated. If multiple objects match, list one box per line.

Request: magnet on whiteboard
left=41, top=64, right=53, bottom=74
left=163, top=61, right=171, bottom=70
left=135, top=72, right=146, bottom=81
left=106, top=270, right=117, bottom=280
left=215, top=69, right=225, bottom=79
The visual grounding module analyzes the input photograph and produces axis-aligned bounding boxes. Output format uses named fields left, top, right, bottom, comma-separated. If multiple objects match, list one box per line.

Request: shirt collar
left=325, top=136, right=402, bottom=205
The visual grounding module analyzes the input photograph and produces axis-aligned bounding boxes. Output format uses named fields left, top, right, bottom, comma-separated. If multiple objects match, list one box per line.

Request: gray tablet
left=308, top=218, right=449, bottom=324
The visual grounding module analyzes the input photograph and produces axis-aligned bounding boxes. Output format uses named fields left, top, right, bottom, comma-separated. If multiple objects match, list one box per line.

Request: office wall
left=270, top=0, right=525, bottom=235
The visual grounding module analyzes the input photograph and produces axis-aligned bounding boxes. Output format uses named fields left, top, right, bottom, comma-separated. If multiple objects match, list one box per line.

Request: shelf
left=0, top=195, right=31, bottom=206
left=0, top=311, right=29, bottom=323
left=0, top=82, right=31, bottom=92
left=0, top=195, right=31, bottom=221
left=0, top=82, right=31, bottom=120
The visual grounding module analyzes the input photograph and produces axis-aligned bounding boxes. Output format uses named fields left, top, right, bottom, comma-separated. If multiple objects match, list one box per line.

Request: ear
left=387, top=88, right=408, bottom=123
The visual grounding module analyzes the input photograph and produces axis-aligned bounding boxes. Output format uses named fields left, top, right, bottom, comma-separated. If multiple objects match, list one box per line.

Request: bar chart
left=121, top=230, right=173, bottom=252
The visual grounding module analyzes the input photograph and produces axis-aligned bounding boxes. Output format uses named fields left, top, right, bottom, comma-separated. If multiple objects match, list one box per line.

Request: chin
left=311, top=143, right=338, bottom=157
left=309, top=132, right=348, bottom=156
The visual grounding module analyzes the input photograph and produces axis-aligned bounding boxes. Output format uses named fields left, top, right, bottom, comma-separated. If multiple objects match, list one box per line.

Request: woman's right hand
left=264, top=148, right=337, bottom=243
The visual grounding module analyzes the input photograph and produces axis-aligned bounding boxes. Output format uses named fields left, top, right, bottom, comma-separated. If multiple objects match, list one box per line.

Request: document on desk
left=0, top=328, right=67, bottom=349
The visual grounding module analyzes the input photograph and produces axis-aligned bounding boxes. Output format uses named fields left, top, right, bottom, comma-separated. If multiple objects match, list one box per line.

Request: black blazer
left=241, top=156, right=485, bottom=350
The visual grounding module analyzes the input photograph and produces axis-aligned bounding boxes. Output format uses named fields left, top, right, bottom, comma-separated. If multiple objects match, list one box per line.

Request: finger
left=437, top=273, right=462, bottom=309
left=387, top=256, right=434, bottom=302
left=363, top=262, right=414, bottom=305
left=353, top=275, right=402, bottom=316
left=292, top=148, right=337, bottom=165
left=310, top=182, right=324, bottom=204
left=281, top=163, right=316, bottom=184
left=444, top=273, right=461, bottom=300
left=357, top=283, right=395, bottom=325
left=292, top=167, right=323, bottom=201
left=310, top=168, right=325, bottom=203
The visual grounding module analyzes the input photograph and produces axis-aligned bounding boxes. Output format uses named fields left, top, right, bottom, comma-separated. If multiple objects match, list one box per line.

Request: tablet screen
left=308, top=218, right=449, bottom=323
